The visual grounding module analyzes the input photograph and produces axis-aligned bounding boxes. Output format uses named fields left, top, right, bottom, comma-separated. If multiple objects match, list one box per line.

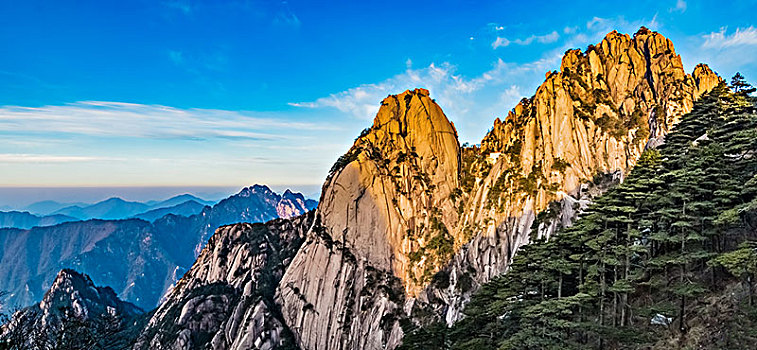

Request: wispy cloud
left=0, top=101, right=331, bottom=141
left=492, top=31, right=560, bottom=49
left=287, top=55, right=560, bottom=144
left=586, top=15, right=659, bottom=32
left=0, top=154, right=121, bottom=163
left=288, top=60, right=535, bottom=121
left=289, top=14, right=665, bottom=144
left=670, top=0, right=687, bottom=13
left=168, top=50, right=184, bottom=65
left=702, top=26, right=757, bottom=49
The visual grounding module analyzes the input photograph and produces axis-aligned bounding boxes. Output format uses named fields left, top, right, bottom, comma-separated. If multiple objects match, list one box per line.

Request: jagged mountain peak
left=316, top=86, right=460, bottom=289
left=40, top=269, right=143, bottom=319
left=125, top=28, right=731, bottom=350
left=420, top=27, right=723, bottom=324
left=238, top=184, right=276, bottom=197
left=0, top=269, right=142, bottom=349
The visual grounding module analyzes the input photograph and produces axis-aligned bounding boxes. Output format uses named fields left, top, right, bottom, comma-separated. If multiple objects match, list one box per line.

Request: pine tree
left=731, top=72, right=756, bottom=95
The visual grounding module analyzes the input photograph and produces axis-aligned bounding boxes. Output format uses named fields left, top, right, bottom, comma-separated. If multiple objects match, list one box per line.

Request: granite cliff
left=275, top=28, right=721, bottom=350
left=416, top=27, right=723, bottom=323
left=97, top=28, right=725, bottom=350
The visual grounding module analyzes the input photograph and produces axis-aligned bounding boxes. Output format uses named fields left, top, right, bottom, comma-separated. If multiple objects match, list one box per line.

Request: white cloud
left=0, top=102, right=332, bottom=140
left=0, top=154, right=120, bottom=163
left=582, top=15, right=660, bottom=36
left=491, top=37, right=511, bottom=49
left=670, top=0, right=687, bottom=13
left=586, top=17, right=605, bottom=29
left=702, top=26, right=757, bottom=49
left=288, top=53, right=561, bottom=143
left=289, top=61, right=513, bottom=121
left=492, top=31, right=560, bottom=49
left=289, top=15, right=669, bottom=143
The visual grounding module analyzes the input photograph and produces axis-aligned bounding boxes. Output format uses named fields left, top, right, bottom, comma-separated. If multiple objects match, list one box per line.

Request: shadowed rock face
left=131, top=28, right=724, bottom=350
left=0, top=269, right=143, bottom=348
left=133, top=213, right=314, bottom=350
left=0, top=185, right=315, bottom=312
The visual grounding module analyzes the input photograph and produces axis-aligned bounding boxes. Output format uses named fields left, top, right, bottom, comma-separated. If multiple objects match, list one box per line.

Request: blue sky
left=1, top=0, right=757, bottom=192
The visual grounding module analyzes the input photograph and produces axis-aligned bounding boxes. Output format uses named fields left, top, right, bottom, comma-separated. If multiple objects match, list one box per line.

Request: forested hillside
left=402, top=77, right=757, bottom=349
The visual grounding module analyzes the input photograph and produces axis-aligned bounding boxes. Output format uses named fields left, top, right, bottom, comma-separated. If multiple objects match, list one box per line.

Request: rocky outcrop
left=133, top=212, right=314, bottom=350
left=275, top=88, right=460, bottom=350
left=267, top=28, right=723, bottom=349
left=0, top=269, right=143, bottom=349
left=38, top=269, right=143, bottom=319
left=275, top=28, right=723, bottom=348
left=110, top=28, right=723, bottom=350
left=277, top=189, right=318, bottom=219
left=415, top=27, right=722, bottom=324
left=0, top=185, right=315, bottom=311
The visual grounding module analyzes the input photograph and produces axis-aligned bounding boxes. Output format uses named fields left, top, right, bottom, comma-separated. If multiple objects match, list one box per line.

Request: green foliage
left=551, top=157, right=571, bottom=172
left=731, top=72, right=756, bottom=94
left=403, top=82, right=757, bottom=349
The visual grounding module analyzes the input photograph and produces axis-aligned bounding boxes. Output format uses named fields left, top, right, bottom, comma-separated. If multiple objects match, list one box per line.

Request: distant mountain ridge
left=52, top=198, right=150, bottom=220
left=49, top=194, right=217, bottom=221
left=24, top=200, right=89, bottom=216
left=132, top=200, right=206, bottom=222
left=0, top=185, right=315, bottom=311
left=0, top=211, right=76, bottom=229
left=0, top=194, right=220, bottom=230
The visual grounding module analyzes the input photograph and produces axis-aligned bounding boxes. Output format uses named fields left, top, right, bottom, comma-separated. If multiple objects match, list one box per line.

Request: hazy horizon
left=2, top=1, right=756, bottom=188
left=0, top=184, right=322, bottom=210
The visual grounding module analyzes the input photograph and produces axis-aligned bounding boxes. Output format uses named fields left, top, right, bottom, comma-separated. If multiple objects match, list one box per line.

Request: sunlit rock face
left=417, top=27, right=722, bottom=324
left=276, top=29, right=722, bottom=350
left=131, top=28, right=723, bottom=350
left=276, top=88, right=461, bottom=350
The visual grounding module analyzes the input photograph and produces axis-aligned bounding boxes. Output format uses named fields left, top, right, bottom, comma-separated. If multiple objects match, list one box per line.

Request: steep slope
left=76, top=28, right=721, bottom=350
left=134, top=212, right=314, bottom=350
left=415, top=27, right=722, bottom=323
left=402, top=84, right=757, bottom=349
left=39, top=269, right=143, bottom=318
left=274, top=28, right=721, bottom=350
left=157, top=184, right=316, bottom=260
left=274, top=88, right=460, bottom=350
left=0, top=269, right=143, bottom=349
left=0, top=211, right=76, bottom=229
left=0, top=219, right=175, bottom=311
left=0, top=185, right=315, bottom=311
left=278, top=189, right=318, bottom=218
